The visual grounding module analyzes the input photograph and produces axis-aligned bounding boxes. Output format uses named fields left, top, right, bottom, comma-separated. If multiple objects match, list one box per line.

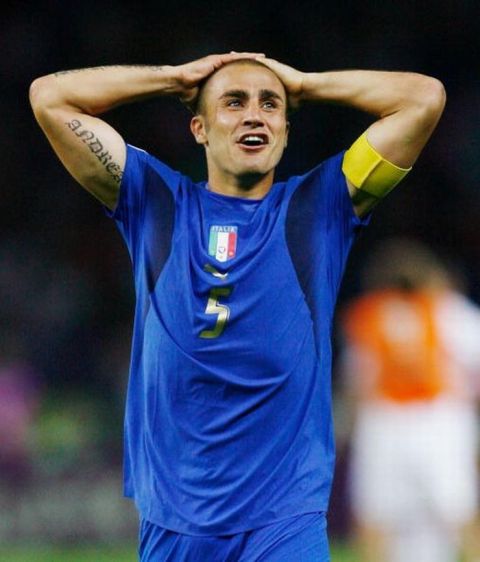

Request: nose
left=242, top=102, right=264, bottom=128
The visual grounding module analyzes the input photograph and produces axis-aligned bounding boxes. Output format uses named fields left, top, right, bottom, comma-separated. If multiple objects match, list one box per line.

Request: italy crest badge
left=208, top=225, right=238, bottom=262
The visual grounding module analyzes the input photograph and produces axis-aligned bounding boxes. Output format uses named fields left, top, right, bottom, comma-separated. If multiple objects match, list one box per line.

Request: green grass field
left=0, top=542, right=358, bottom=562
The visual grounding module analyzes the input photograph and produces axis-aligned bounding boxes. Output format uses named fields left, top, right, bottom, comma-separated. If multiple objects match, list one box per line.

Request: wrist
left=297, top=72, right=307, bottom=102
left=284, top=72, right=307, bottom=111
left=299, top=72, right=329, bottom=102
left=147, top=65, right=183, bottom=95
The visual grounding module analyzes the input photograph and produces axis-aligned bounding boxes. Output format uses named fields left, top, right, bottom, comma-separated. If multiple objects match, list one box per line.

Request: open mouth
left=237, top=133, right=269, bottom=148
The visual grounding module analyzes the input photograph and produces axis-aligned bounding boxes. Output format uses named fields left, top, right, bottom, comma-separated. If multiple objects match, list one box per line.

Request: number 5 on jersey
left=200, top=287, right=232, bottom=339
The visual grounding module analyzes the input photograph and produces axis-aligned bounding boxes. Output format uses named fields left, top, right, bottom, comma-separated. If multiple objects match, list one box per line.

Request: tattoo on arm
left=55, top=65, right=165, bottom=76
left=66, top=119, right=123, bottom=184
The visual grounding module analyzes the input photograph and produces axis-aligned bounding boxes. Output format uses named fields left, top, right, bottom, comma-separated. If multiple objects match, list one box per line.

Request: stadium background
left=1, top=1, right=479, bottom=560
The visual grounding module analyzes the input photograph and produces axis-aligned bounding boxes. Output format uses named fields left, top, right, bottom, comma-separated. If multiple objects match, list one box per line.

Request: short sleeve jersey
left=108, top=144, right=368, bottom=536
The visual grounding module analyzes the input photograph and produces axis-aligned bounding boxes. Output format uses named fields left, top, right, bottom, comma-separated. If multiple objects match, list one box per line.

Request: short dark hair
left=189, top=58, right=288, bottom=116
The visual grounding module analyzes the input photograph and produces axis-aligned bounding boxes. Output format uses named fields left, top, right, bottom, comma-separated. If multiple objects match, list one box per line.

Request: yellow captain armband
left=342, top=132, right=412, bottom=199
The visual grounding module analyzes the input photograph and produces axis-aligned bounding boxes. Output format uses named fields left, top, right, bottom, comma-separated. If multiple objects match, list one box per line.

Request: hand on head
left=252, top=57, right=305, bottom=111
left=175, top=52, right=266, bottom=110
left=175, top=52, right=304, bottom=114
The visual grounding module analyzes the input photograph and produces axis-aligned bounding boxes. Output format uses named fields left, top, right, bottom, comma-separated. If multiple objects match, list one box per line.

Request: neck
left=206, top=168, right=275, bottom=199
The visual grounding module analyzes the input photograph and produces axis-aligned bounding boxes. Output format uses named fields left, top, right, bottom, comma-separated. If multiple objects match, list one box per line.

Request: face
left=190, top=63, right=289, bottom=187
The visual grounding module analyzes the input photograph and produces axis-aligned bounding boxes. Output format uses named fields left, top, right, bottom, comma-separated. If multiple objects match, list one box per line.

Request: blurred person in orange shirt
left=337, top=237, right=480, bottom=562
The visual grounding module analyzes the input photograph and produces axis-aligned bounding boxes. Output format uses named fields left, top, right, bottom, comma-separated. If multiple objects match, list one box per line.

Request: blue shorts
left=139, top=512, right=330, bottom=561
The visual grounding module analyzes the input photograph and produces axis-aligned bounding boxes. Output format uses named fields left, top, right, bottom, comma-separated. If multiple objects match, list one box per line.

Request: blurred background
left=2, top=1, right=480, bottom=560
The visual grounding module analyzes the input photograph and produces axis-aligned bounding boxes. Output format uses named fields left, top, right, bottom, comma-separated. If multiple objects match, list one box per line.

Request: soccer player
left=29, top=52, right=445, bottom=561
left=337, top=238, right=480, bottom=562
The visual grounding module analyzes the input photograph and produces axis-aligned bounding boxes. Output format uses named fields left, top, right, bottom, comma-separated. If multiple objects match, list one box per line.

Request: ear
left=190, top=115, right=208, bottom=145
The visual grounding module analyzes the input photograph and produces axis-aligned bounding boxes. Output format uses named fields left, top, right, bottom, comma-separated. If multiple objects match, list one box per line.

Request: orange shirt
left=342, top=289, right=451, bottom=402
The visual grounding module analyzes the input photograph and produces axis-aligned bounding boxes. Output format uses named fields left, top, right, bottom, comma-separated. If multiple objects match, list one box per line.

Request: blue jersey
left=108, top=144, right=368, bottom=536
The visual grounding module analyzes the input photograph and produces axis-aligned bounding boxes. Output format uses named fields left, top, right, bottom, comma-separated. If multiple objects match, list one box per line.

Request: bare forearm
left=300, top=69, right=445, bottom=170
left=300, top=69, right=445, bottom=118
left=29, top=64, right=181, bottom=116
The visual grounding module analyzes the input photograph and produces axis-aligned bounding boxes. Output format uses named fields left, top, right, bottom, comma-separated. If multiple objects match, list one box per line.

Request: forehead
left=204, top=63, right=287, bottom=102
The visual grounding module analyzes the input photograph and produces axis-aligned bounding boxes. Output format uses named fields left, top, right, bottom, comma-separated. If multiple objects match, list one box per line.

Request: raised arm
left=29, top=52, right=263, bottom=210
left=256, top=57, right=446, bottom=216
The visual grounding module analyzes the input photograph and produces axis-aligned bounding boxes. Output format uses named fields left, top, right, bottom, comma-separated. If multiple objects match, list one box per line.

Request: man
left=337, top=238, right=480, bottom=562
left=29, top=52, right=445, bottom=561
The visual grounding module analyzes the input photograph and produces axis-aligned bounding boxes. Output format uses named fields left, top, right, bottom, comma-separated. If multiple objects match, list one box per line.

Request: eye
left=262, top=100, right=276, bottom=110
left=227, top=99, right=242, bottom=108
